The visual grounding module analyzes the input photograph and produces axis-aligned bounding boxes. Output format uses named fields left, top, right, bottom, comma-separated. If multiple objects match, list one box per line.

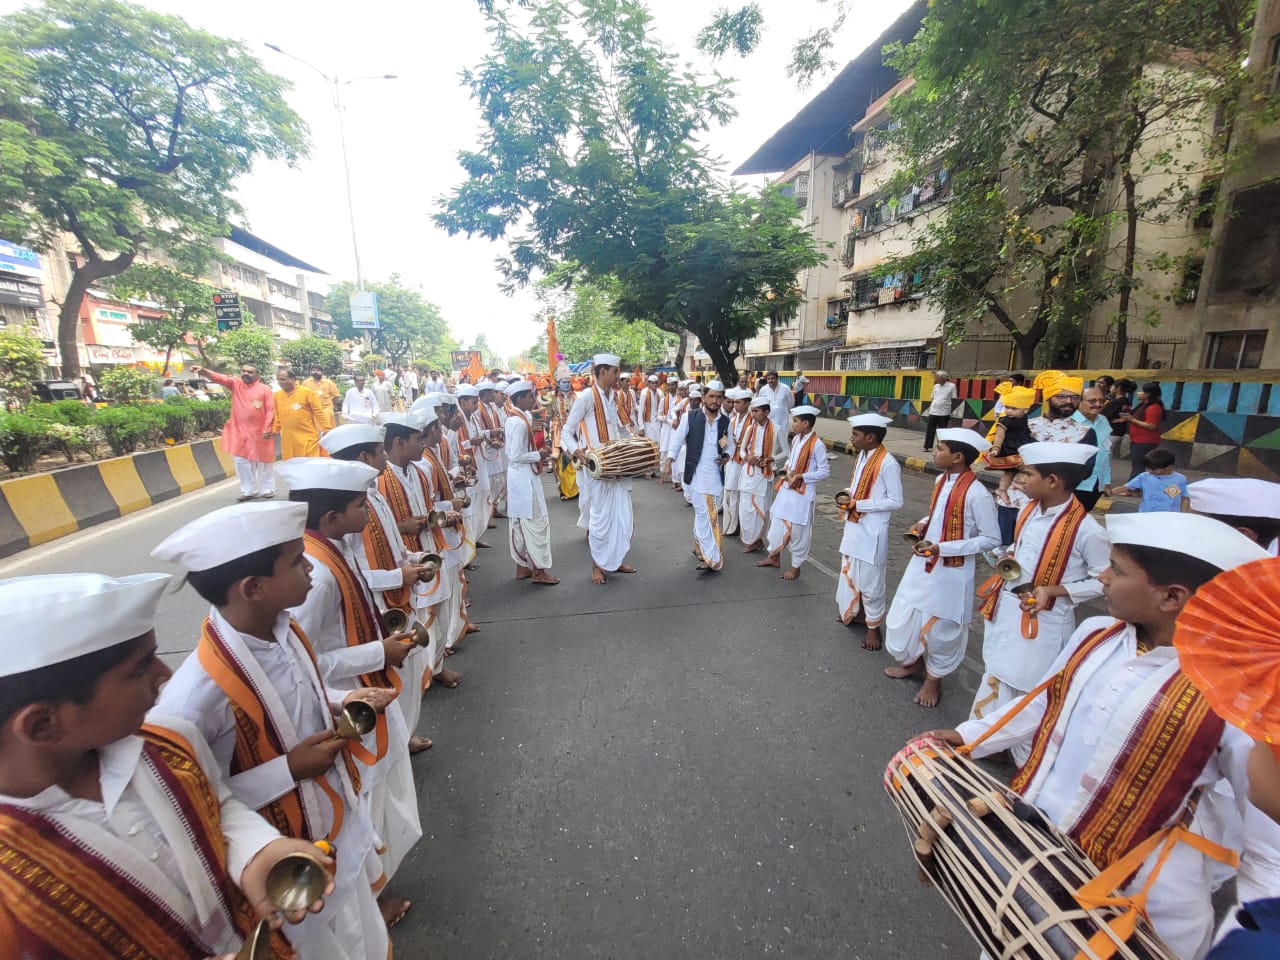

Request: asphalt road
left=5, top=457, right=1050, bottom=959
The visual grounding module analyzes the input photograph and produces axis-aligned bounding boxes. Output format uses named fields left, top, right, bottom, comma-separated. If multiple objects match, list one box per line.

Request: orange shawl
left=978, top=497, right=1088, bottom=625
left=844, top=445, right=888, bottom=522
left=776, top=432, right=819, bottom=494
left=196, top=616, right=355, bottom=839
left=302, top=531, right=402, bottom=766
left=922, top=470, right=978, bottom=572
left=0, top=725, right=295, bottom=960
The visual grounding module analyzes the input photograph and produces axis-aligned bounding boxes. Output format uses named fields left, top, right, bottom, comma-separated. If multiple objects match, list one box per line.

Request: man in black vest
left=662, top=381, right=730, bottom=571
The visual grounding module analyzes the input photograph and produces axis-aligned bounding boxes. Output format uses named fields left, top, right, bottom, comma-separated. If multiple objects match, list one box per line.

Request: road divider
left=0, top=439, right=234, bottom=557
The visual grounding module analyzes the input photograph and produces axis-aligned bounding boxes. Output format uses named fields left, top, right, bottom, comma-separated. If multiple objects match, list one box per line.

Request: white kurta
left=640, top=386, right=663, bottom=441
left=957, top=618, right=1280, bottom=960
left=562, top=387, right=635, bottom=571
left=765, top=432, right=830, bottom=566
left=0, top=717, right=280, bottom=957
left=153, top=609, right=387, bottom=960
left=975, top=499, right=1110, bottom=697
left=884, top=470, right=1000, bottom=676
left=836, top=448, right=904, bottom=626
left=734, top=418, right=786, bottom=546
left=505, top=408, right=553, bottom=570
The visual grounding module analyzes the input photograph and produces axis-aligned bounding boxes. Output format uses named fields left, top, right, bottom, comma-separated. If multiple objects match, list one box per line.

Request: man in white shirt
left=664, top=380, right=730, bottom=571
left=399, top=367, right=419, bottom=403
left=504, top=380, right=558, bottom=584
left=923, top=370, right=957, bottom=452
left=757, top=370, right=794, bottom=439
left=343, top=373, right=380, bottom=424
left=371, top=371, right=393, bottom=413
left=562, top=353, right=638, bottom=584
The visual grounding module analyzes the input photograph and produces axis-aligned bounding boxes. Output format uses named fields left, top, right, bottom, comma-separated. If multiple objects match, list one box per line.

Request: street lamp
left=264, top=43, right=396, bottom=292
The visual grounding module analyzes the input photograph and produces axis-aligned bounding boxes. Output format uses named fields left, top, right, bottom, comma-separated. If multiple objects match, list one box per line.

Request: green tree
left=531, top=271, right=676, bottom=367
left=0, top=0, right=308, bottom=378
left=435, top=0, right=823, bottom=385
left=280, top=335, right=345, bottom=376
left=211, top=324, right=276, bottom=373
left=98, top=366, right=159, bottom=403
left=874, top=0, right=1254, bottom=367
left=107, top=262, right=219, bottom=377
left=0, top=327, right=47, bottom=406
left=325, top=275, right=453, bottom=367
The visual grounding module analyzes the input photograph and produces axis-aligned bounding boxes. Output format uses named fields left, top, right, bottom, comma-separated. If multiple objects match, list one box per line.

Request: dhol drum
left=884, top=739, right=1174, bottom=960
left=585, top=437, right=659, bottom=480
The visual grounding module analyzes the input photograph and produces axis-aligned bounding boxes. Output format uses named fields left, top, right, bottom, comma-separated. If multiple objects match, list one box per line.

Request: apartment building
left=1187, top=0, right=1280, bottom=370
left=210, top=227, right=333, bottom=345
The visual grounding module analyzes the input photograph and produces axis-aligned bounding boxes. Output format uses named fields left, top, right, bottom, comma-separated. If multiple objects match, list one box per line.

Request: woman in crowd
left=1117, top=380, right=1165, bottom=479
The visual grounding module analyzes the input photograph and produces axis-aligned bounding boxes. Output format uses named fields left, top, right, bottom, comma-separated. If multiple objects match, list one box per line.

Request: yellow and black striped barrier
left=0, top=439, right=235, bottom=558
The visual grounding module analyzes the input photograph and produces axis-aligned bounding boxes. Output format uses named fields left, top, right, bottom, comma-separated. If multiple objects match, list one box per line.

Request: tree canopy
left=531, top=271, right=677, bottom=367
left=107, top=262, right=219, bottom=377
left=280, top=335, right=345, bottom=377
left=0, top=0, right=307, bottom=377
left=325, top=275, right=457, bottom=369
left=436, top=0, right=824, bottom=384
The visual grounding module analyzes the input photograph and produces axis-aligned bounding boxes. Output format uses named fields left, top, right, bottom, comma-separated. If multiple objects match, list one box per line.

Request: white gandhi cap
left=1106, top=512, right=1271, bottom=571
left=319, top=422, right=383, bottom=455
left=1019, top=441, right=1097, bottom=467
left=1188, top=478, right=1280, bottom=519
left=505, top=380, right=534, bottom=396
left=936, top=427, right=992, bottom=453
left=0, top=572, right=170, bottom=676
left=749, top=396, right=771, bottom=410
left=847, top=413, right=891, bottom=428
left=791, top=405, right=820, bottom=417
left=152, top=500, right=307, bottom=572
left=593, top=353, right=622, bottom=368
left=455, top=384, right=479, bottom=398
left=275, top=457, right=379, bottom=493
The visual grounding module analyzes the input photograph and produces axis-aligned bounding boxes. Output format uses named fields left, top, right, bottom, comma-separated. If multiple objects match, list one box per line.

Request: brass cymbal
left=235, top=918, right=273, bottom=960
left=263, top=850, right=328, bottom=914
left=335, top=700, right=376, bottom=740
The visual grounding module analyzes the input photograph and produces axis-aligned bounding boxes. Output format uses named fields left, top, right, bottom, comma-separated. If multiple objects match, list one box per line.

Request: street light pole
left=264, top=43, right=395, bottom=293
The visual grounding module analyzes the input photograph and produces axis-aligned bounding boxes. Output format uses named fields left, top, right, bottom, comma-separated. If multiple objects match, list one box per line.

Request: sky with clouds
left=4, top=0, right=913, bottom=356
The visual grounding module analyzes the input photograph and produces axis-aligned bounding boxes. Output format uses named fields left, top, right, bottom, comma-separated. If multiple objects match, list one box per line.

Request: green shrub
left=27, top=399, right=94, bottom=427
left=93, top=405, right=160, bottom=456
left=43, top=421, right=101, bottom=462
left=0, top=413, right=51, bottom=472
left=99, top=366, right=160, bottom=404
left=191, top=398, right=231, bottom=433
left=157, top=396, right=195, bottom=441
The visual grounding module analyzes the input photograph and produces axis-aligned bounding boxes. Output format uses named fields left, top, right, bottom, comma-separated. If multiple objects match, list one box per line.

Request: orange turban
left=1174, top=557, right=1280, bottom=746
left=1003, top=386, right=1038, bottom=408
left=1033, top=370, right=1063, bottom=392
left=1043, top=375, right=1084, bottom=399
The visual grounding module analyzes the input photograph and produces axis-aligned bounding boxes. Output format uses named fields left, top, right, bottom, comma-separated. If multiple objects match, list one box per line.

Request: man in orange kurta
left=273, top=368, right=331, bottom=460
left=191, top=362, right=276, bottom=500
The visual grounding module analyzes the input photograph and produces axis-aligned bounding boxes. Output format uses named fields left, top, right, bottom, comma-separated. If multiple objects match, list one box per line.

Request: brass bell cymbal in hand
left=235, top=918, right=273, bottom=960
left=334, top=700, right=377, bottom=740
left=263, top=850, right=329, bottom=914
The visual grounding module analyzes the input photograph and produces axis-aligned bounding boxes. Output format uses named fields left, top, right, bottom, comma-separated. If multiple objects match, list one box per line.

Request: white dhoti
left=692, top=491, right=724, bottom=569
left=234, top=457, right=274, bottom=496
left=721, top=488, right=740, bottom=536
left=837, top=555, right=887, bottom=627
left=587, top=477, right=634, bottom=571
left=673, top=446, right=687, bottom=489
left=576, top=471, right=593, bottom=531
left=884, top=601, right=967, bottom=679
left=489, top=468, right=508, bottom=513
left=368, top=745, right=423, bottom=884
left=968, top=671, right=1031, bottom=765
left=738, top=490, right=769, bottom=545
left=395, top=643, right=430, bottom=734
left=448, top=571, right=470, bottom=649
left=291, top=865, right=389, bottom=960
left=765, top=513, right=812, bottom=568
left=510, top=508, right=553, bottom=571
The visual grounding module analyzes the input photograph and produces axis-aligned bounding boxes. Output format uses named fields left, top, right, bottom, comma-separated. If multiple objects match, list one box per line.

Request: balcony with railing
left=849, top=167, right=953, bottom=238
left=779, top=172, right=809, bottom=210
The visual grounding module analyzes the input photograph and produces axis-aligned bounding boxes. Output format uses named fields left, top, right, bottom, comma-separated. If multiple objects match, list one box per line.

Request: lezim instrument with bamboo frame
left=585, top=437, right=659, bottom=480
left=883, top=738, right=1175, bottom=960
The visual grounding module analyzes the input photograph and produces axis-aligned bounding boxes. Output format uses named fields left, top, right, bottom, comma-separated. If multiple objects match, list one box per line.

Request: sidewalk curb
left=0, top=438, right=236, bottom=558
left=824, top=438, right=1131, bottom=515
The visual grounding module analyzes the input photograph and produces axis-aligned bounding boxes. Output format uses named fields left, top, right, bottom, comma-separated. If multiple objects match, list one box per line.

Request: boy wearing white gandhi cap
left=151, top=500, right=392, bottom=960
left=754, top=404, right=830, bottom=580
left=1187, top=476, right=1280, bottom=556
left=835, top=413, right=903, bottom=650
left=735, top=395, right=787, bottom=551
left=720, top=387, right=752, bottom=538
left=923, top=513, right=1280, bottom=960
left=561, top=352, right=639, bottom=584
left=273, top=458, right=421, bottom=926
left=0, top=572, right=332, bottom=958
left=968, top=441, right=1110, bottom=761
left=321, top=422, right=448, bottom=743
left=504, top=379, right=559, bottom=584
left=883, top=427, right=1000, bottom=707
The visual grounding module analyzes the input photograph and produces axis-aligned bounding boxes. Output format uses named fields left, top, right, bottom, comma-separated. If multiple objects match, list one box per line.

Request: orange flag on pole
left=546, top=317, right=560, bottom=373
left=467, top=352, right=486, bottom=383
